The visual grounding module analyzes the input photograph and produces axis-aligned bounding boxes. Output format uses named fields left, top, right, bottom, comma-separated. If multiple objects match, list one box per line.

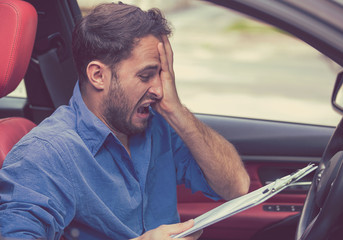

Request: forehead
left=117, top=35, right=161, bottom=74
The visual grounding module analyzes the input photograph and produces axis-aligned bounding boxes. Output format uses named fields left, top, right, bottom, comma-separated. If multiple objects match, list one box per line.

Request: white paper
left=173, top=164, right=317, bottom=238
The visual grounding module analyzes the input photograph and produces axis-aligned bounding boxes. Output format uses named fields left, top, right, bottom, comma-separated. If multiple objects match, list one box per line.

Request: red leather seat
left=0, top=0, right=38, bottom=167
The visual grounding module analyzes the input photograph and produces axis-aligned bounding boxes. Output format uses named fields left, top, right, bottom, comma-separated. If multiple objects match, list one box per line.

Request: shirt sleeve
left=170, top=127, right=222, bottom=201
left=0, top=136, right=76, bottom=239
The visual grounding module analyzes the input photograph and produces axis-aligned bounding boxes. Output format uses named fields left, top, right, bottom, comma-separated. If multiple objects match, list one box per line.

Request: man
left=0, top=2, right=249, bottom=239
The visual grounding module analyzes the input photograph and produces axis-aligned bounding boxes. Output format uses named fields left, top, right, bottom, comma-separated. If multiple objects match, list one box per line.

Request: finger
left=161, top=35, right=174, bottom=71
left=166, top=219, right=194, bottom=236
left=158, top=42, right=169, bottom=73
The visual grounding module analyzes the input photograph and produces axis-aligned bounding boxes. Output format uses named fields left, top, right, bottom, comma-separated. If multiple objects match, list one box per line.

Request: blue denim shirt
left=0, top=83, right=220, bottom=240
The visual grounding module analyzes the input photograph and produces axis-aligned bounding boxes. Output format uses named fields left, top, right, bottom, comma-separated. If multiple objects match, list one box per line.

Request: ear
left=86, top=60, right=110, bottom=90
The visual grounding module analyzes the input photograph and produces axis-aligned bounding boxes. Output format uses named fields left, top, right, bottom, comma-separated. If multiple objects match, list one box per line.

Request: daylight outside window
left=12, top=0, right=341, bottom=126
left=77, top=0, right=342, bottom=126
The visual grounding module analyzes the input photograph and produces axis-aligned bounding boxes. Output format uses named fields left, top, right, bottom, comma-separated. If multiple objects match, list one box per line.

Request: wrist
left=162, top=105, right=196, bottom=135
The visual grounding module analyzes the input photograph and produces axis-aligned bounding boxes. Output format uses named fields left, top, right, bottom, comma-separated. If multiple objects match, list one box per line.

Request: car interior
left=1, top=0, right=343, bottom=239
left=0, top=0, right=37, bottom=166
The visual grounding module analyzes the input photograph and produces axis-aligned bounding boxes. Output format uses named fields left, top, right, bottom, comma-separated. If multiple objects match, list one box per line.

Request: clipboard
left=173, top=164, right=318, bottom=238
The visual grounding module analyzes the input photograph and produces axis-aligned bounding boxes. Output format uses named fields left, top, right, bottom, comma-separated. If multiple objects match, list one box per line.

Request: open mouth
left=137, top=103, right=150, bottom=117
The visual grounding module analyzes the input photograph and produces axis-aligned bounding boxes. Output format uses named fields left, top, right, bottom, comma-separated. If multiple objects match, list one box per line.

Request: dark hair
left=72, top=2, right=172, bottom=88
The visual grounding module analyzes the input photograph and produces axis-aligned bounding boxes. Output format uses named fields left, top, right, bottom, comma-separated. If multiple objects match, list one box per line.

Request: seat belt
left=37, top=47, right=77, bottom=108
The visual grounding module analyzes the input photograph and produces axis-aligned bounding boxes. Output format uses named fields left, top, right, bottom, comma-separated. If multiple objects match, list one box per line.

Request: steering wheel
left=296, top=119, right=343, bottom=240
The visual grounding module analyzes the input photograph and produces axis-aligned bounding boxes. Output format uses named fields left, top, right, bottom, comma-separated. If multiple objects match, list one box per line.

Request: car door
left=173, top=0, right=343, bottom=239
left=177, top=115, right=334, bottom=240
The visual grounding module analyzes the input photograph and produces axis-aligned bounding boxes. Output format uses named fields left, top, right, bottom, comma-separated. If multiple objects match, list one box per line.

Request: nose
left=148, top=75, right=163, bottom=100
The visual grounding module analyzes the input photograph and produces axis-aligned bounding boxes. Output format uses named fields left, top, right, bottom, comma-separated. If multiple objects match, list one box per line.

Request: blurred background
left=12, top=0, right=343, bottom=126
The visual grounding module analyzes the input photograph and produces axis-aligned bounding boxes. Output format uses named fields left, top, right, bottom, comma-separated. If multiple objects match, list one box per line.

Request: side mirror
left=332, top=72, right=343, bottom=115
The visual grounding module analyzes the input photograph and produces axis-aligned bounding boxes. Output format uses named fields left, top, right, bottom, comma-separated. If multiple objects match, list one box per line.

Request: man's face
left=102, top=35, right=163, bottom=136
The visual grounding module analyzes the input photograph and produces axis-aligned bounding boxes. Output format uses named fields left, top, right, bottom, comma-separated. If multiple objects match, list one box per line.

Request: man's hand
left=130, top=220, right=202, bottom=240
left=154, top=35, right=184, bottom=117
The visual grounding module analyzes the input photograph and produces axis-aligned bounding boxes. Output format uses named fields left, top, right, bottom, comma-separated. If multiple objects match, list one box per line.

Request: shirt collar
left=69, top=82, right=113, bottom=156
left=69, top=82, right=156, bottom=157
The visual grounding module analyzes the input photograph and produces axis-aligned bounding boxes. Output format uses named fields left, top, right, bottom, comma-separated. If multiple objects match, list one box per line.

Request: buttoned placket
left=129, top=127, right=152, bottom=233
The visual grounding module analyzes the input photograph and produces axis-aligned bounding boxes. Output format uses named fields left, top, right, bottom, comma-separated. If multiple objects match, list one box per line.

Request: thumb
left=168, top=219, right=194, bottom=236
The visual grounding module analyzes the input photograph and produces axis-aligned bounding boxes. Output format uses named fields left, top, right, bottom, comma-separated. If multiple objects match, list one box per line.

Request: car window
left=7, top=80, right=27, bottom=98
left=79, top=0, right=342, bottom=126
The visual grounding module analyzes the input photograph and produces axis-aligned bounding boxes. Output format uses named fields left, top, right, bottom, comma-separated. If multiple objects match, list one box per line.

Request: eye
left=139, top=74, right=150, bottom=82
left=138, top=71, right=156, bottom=82
left=137, top=67, right=159, bottom=82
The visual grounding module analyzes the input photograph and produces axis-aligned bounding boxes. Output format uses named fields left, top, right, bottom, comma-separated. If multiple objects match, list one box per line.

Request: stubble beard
left=102, top=79, right=148, bottom=136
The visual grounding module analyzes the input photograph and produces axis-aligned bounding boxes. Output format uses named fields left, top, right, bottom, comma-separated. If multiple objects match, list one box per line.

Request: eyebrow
left=136, top=65, right=160, bottom=75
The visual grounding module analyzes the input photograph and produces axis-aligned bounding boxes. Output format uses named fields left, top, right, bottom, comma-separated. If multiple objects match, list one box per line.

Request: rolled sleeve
left=171, top=128, right=221, bottom=201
